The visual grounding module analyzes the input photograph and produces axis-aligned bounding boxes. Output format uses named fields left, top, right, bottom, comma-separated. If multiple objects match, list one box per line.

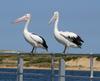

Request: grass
left=0, top=54, right=100, bottom=68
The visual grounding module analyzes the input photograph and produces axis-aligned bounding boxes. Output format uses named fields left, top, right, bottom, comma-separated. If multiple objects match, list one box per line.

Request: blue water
left=0, top=68, right=100, bottom=81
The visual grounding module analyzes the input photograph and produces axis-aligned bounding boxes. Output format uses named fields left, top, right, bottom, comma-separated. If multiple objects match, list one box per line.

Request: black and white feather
left=15, top=13, right=48, bottom=53
left=30, top=33, right=48, bottom=50
left=49, top=11, right=84, bottom=53
left=60, top=31, right=84, bottom=48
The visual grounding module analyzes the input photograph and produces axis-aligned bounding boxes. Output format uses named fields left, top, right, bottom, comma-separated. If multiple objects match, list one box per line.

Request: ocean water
left=0, top=68, right=100, bottom=81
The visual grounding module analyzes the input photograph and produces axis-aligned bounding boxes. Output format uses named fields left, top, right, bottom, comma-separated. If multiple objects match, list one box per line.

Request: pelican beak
left=49, top=15, right=54, bottom=24
left=14, top=16, right=26, bottom=23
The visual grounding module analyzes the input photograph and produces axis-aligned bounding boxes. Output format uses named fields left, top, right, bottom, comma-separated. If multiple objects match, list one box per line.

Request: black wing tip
left=78, top=46, right=82, bottom=48
left=82, top=40, right=84, bottom=43
left=45, top=47, right=48, bottom=51
left=80, top=39, right=84, bottom=43
left=45, top=44, right=48, bottom=49
left=39, top=35, right=48, bottom=50
left=77, top=41, right=84, bottom=48
left=42, top=40, right=48, bottom=50
left=77, top=36, right=84, bottom=42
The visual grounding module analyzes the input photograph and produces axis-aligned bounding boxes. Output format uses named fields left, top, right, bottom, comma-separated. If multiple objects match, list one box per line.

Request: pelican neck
left=24, top=19, right=30, bottom=32
left=54, top=17, right=59, bottom=32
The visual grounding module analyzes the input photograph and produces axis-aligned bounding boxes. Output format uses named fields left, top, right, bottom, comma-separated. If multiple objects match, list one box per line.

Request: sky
left=0, top=0, right=100, bottom=54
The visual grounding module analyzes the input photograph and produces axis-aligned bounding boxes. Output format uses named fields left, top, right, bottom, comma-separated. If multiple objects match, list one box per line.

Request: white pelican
left=14, top=14, right=48, bottom=53
left=49, top=11, right=84, bottom=53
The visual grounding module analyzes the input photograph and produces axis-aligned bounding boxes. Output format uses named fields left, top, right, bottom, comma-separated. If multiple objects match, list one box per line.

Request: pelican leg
left=63, top=46, right=67, bottom=54
left=34, top=48, right=37, bottom=53
left=31, top=47, right=34, bottom=53
left=66, top=47, right=69, bottom=54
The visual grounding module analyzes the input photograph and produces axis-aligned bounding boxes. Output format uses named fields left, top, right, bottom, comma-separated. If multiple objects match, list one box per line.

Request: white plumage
left=49, top=11, right=84, bottom=53
left=14, top=14, right=48, bottom=53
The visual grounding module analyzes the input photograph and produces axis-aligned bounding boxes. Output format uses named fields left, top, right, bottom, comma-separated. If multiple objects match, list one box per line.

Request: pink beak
left=14, top=16, right=26, bottom=23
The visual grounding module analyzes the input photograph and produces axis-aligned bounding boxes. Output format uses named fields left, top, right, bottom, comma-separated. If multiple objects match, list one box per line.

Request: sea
left=0, top=68, right=100, bottom=81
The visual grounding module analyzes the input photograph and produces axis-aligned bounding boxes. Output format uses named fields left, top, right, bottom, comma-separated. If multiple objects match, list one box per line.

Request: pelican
left=14, top=13, right=48, bottom=53
left=49, top=11, right=84, bottom=53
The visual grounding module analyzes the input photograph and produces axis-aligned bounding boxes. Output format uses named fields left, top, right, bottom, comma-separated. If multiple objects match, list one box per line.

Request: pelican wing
left=60, top=31, right=84, bottom=46
left=60, top=31, right=77, bottom=38
left=30, top=33, right=43, bottom=44
left=30, top=33, right=48, bottom=49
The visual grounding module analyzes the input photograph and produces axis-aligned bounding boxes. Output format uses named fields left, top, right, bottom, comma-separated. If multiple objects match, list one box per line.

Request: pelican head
left=49, top=11, right=59, bottom=24
left=15, top=13, right=31, bottom=23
